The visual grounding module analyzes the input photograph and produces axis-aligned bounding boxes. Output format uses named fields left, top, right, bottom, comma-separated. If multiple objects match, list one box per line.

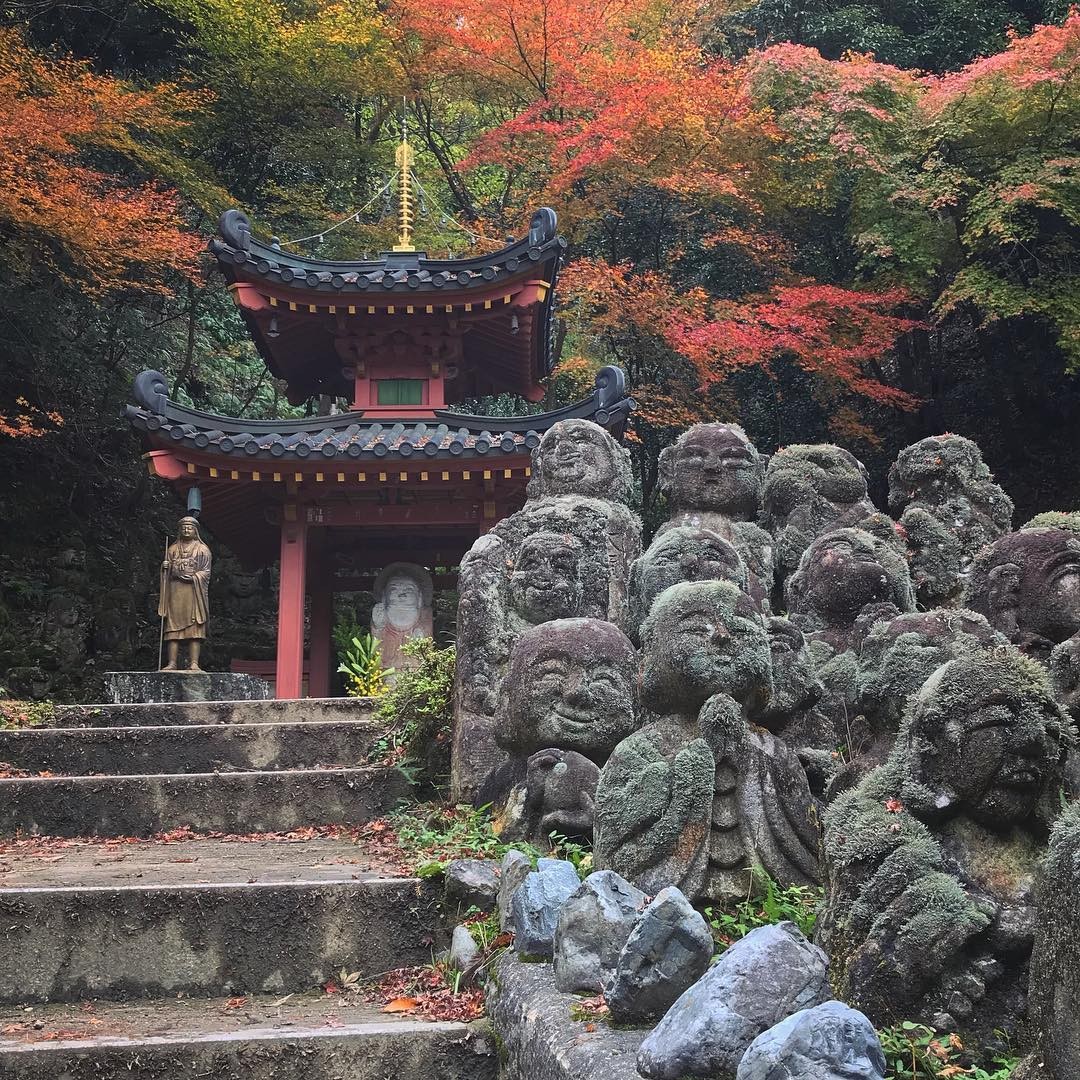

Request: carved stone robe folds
left=160, top=540, right=211, bottom=641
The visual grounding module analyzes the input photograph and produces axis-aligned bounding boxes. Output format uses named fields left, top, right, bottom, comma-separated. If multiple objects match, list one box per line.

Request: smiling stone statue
left=371, top=563, right=433, bottom=674
left=819, top=648, right=1072, bottom=1044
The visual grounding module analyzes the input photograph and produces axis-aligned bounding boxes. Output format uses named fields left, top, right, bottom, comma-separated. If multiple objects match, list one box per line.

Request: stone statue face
left=893, top=435, right=981, bottom=496
left=763, top=617, right=820, bottom=716
left=509, top=531, right=583, bottom=624
left=499, top=619, right=637, bottom=760
left=641, top=580, right=771, bottom=712
left=971, top=529, right=1080, bottom=648
left=665, top=424, right=763, bottom=517
left=633, top=528, right=746, bottom=621
left=796, top=530, right=894, bottom=617
left=535, top=420, right=620, bottom=497
left=385, top=575, right=423, bottom=630
left=910, top=653, right=1065, bottom=827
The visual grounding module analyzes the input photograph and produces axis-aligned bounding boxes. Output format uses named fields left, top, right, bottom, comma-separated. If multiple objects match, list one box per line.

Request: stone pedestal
left=104, top=671, right=272, bottom=704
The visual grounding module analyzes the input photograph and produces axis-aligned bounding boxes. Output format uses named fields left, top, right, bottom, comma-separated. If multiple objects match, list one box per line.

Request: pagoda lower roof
left=126, top=367, right=633, bottom=464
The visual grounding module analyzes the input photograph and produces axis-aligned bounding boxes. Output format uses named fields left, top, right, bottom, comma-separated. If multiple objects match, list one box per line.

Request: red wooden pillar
left=276, top=515, right=308, bottom=700
left=308, top=570, right=333, bottom=699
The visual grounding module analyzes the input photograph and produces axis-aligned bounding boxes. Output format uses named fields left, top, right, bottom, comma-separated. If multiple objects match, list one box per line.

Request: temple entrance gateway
left=127, top=202, right=633, bottom=697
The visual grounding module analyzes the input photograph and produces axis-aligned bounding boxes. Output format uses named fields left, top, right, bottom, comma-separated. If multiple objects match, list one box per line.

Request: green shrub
left=704, top=868, right=823, bottom=950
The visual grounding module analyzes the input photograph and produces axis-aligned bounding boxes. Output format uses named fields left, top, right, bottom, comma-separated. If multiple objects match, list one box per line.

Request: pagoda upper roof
left=126, top=366, right=634, bottom=464
left=209, top=207, right=567, bottom=404
left=210, top=207, right=565, bottom=297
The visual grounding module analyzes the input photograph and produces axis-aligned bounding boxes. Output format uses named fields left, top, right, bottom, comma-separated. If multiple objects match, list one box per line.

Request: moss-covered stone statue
left=887, top=434, right=1013, bottom=607
left=655, top=422, right=774, bottom=607
left=452, top=419, right=642, bottom=804
left=159, top=516, right=211, bottom=672
left=627, top=527, right=749, bottom=644
left=818, top=649, right=1072, bottom=1044
left=1012, top=800, right=1080, bottom=1080
left=965, top=526, right=1080, bottom=662
left=761, top=444, right=878, bottom=593
left=594, top=580, right=820, bottom=903
left=495, top=618, right=638, bottom=846
left=786, top=527, right=915, bottom=656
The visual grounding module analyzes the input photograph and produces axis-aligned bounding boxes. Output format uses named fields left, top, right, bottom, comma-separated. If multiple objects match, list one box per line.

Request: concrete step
left=0, top=838, right=436, bottom=1004
left=0, top=766, right=411, bottom=837
left=0, top=992, right=495, bottom=1079
left=0, top=720, right=382, bottom=776
left=52, top=697, right=377, bottom=728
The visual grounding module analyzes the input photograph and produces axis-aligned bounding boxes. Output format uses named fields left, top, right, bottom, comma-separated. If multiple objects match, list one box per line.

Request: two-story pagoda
left=127, top=199, right=633, bottom=698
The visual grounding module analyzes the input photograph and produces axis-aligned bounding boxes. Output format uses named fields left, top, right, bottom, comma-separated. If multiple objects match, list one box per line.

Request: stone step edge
left=61, top=697, right=377, bottom=713
left=0, top=874, right=416, bottom=897
left=0, top=717, right=385, bottom=737
left=0, top=1018, right=472, bottom=1055
left=0, top=764, right=396, bottom=785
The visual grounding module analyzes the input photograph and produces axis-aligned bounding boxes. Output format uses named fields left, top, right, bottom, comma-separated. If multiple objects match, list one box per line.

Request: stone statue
left=371, top=562, right=434, bottom=673
left=495, top=618, right=638, bottom=763
left=888, top=434, right=1013, bottom=607
left=850, top=609, right=1008, bottom=774
left=494, top=617, right=637, bottom=847
left=786, top=528, right=915, bottom=655
left=818, top=649, right=1071, bottom=1044
left=761, top=444, right=878, bottom=592
left=159, top=516, right=211, bottom=672
left=1013, top=800, right=1080, bottom=1080
left=627, top=527, right=748, bottom=644
left=965, top=526, right=1080, bottom=662
left=594, top=581, right=820, bottom=903
left=656, top=423, right=773, bottom=608
left=452, top=419, right=642, bottom=804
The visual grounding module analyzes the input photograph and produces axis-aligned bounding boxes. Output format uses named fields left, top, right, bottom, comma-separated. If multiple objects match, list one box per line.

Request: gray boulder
left=553, top=870, right=647, bottom=993
left=498, top=849, right=533, bottom=931
left=637, top=922, right=831, bottom=1080
left=445, top=858, right=500, bottom=912
left=605, top=887, right=713, bottom=1022
left=449, top=924, right=480, bottom=971
left=736, top=1001, right=886, bottom=1080
left=509, top=859, right=580, bottom=957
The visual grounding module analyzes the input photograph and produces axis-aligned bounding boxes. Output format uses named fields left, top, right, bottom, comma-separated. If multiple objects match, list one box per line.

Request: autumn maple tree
left=0, top=28, right=202, bottom=296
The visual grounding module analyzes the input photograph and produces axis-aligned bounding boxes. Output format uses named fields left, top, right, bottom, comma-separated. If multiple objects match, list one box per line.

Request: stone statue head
left=657, top=423, right=764, bottom=519
left=496, top=618, right=637, bottom=762
left=787, top=527, right=915, bottom=631
left=761, top=444, right=875, bottom=582
left=628, top=527, right=748, bottom=640
left=640, top=580, right=772, bottom=715
left=508, top=531, right=584, bottom=625
left=760, top=616, right=822, bottom=720
left=373, top=563, right=433, bottom=631
left=966, top=528, right=1080, bottom=656
left=895, top=649, right=1068, bottom=828
left=527, top=419, right=632, bottom=502
left=856, top=609, right=1008, bottom=735
left=888, top=434, right=1010, bottom=513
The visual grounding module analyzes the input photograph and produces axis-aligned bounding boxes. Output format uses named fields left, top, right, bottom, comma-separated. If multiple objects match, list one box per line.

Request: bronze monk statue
left=159, top=515, right=211, bottom=672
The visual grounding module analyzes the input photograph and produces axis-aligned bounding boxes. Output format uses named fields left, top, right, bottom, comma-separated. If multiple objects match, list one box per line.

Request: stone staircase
left=0, top=698, right=495, bottom=1079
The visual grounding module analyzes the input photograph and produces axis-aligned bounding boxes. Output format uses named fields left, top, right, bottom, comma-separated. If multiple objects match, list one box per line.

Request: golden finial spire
left=393, top=99, right=415, bottom=252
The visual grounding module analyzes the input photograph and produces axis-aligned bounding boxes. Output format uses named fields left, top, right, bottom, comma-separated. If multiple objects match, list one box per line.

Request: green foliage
left=0, top=697, right=56, bottom=730
left=337, top=633, right=393, bottom=698
left=373, top=638, right=454, bottom=782
left=390, top=802, right=540, bottom=877
left=704, top=868, right=823, bottom=950
left=878, top=1022, right=1019, bottom=1079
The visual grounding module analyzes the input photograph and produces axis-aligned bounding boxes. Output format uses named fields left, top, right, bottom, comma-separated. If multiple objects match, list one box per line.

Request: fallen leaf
left=382, top=997, right=419, bottom=1013
left=223, top=997, right=247, bottom=1010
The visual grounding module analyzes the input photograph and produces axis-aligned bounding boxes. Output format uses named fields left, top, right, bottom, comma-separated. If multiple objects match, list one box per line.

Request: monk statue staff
left=157, top=533, right=169, bottom=671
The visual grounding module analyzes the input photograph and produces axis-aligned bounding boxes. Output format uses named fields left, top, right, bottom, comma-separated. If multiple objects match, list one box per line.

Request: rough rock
left=605, top=886, right=713, bottom=1022
left=445, top=859, right=500, bottom=912
left=498, top=850, right=533, bottom=932
left=552, top=870, right=646, bottom=994
left=736, top=1001, right=886, bottom=1080
left=509, top=859, right=580, bottom=957
left=449, top=924, right=480, bottom=971
left=636, top=922, right=831, bottom=1080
